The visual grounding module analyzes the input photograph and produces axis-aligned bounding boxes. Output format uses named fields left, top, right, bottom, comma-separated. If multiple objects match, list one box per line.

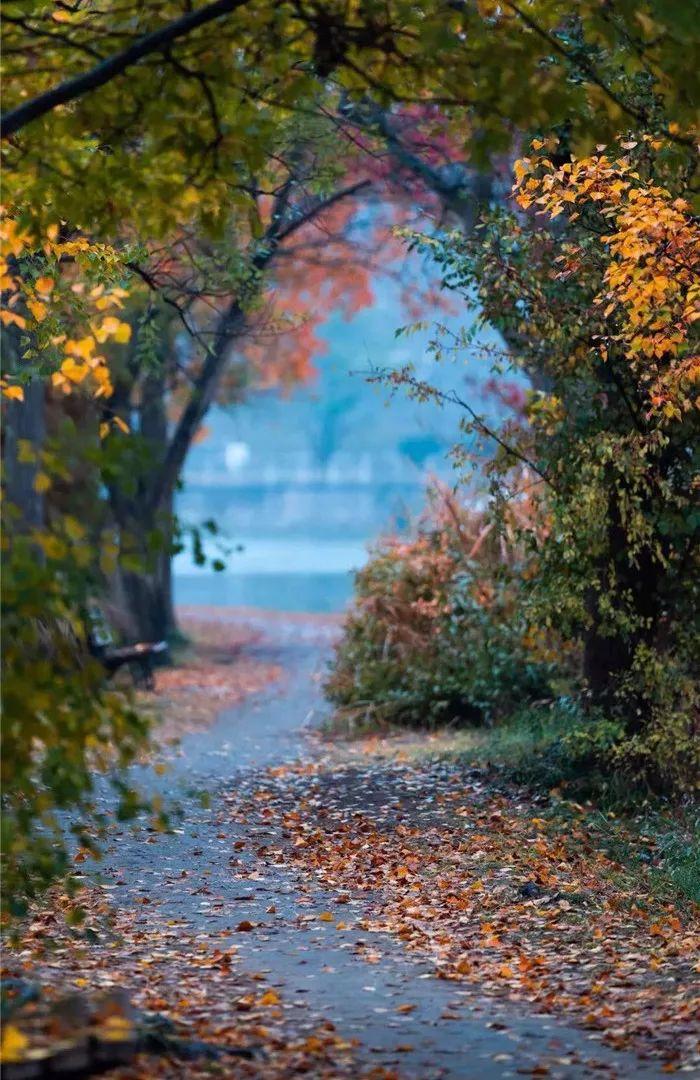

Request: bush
left=0, top=510, right=154, bottom=916
left=326, top=487, right=565, bottom=727
left=332, top=136, right=698, bottom=799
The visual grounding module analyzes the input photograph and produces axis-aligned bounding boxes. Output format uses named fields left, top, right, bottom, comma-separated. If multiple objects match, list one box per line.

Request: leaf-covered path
left=9, top=611, right=697, bottom=1078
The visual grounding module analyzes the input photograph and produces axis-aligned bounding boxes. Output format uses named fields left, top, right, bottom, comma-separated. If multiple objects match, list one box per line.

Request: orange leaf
left=259, top=989, right=280, bottom=1006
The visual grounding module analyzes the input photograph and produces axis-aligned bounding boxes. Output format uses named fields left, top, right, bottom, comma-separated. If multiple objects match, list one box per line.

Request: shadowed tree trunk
left=107, top=356, right=180, bottom=644
left=3, top=380, right=46, bottom=529
left=2, top=329, right=46, bottom=531
left=104, top=175, right=372, bottom=642
left=117, top=495, right=177, bottom=643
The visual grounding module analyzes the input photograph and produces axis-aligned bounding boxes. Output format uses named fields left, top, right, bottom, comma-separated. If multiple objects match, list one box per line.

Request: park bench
left=86, top=603, right=167, bottom=690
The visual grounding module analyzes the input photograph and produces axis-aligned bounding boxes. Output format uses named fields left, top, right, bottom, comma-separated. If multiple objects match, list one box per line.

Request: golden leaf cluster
left=514, top=139, right=699, bottom=422
left=1, top=216, right=132, bottom=421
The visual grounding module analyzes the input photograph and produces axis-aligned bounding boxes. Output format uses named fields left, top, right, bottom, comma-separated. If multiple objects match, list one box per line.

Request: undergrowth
left=325, top=699, right=699, bottom=906
left=418, top=703, right=700, bottom=906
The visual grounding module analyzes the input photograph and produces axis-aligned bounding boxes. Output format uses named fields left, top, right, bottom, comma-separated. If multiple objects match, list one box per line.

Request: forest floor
left=3, top=608, right=698, bottom=1079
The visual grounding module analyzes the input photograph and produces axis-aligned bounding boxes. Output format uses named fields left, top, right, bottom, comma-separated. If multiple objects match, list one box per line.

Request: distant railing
left=185, top=451, right=448, bottom=488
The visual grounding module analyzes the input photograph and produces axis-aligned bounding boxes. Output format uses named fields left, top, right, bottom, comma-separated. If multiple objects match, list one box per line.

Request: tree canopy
left=1, top=0, right=699, bottom=919
left=3, top=0, right=698, bottom=237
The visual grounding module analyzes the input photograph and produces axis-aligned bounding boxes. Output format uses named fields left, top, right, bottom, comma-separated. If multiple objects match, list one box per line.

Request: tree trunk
left=118, top=506, right=177, bottom=643
left=583, top=484, right=661, bottom=719
left=3, top=379, right=46, bottom=528
left=107, top=470, right=179, bottom=643
left=2, top=327, right=46, bottom=530
left=107, top=362, right=180, bottom=644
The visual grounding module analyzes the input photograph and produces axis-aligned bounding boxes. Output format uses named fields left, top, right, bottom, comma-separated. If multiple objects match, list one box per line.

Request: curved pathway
left=96, top=611, right=666, bottom=1079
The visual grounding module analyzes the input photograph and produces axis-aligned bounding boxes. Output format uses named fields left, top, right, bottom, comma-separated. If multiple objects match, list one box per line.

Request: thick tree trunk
left=2, top=326, right=46, bottom=530
left=107, top=362, right=180, bottom=645
left=583, top=621, right=631, bottom=707
left=583, top=485, right=661, bottom=719
left=3, top=378, right=46, bottom=529
left=114, top=475, right=178, bottom=644
left=118, top=516, right=177, bottom=642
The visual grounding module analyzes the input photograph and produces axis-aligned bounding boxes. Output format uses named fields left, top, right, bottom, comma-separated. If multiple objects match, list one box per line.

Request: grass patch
left=581, top=806, right=700, bottom=906
left=421, top=705, right=700, bottom=908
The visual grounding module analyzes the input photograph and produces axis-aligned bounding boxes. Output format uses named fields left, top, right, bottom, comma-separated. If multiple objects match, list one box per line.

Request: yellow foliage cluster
left=0, top=216, right=132, bottom=414
left=514, top=140, right=700, bottom=422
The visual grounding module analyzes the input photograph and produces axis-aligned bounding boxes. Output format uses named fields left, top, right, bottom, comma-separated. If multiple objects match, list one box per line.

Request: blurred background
left=175, top=276, right=503, bottom=613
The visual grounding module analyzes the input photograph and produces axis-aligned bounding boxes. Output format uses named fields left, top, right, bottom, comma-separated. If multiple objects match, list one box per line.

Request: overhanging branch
left=1, top=0, right=249, bottom=138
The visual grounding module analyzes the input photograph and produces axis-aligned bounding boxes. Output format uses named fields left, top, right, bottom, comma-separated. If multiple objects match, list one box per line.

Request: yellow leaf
left=113, top=415, right=130, bottom=434
left=97, top=1016, right=133, bottom=1041
left=0, top=310, right=27, bottom=329
left=304, top=1036, right=324, bottom=1053
left=17, top=439, right=35, bottom=462
left=113, top=321, right=132, bottom=344
left=33, top=472, right=51, bottom=494
left=95, top=316, right=131, bottom=344
left=2, top=385, right=24, bottom=401
left=35, top=276, right=55, bottom=294
left=182, top=186, right=201, bottom=207
left=514, top=158, right=531, bottom=184
left=63, top=515, right=85, bottom=541
left=259, top=989, right=280, bottom=1006
left=28, top=299, right=48, bottom=322
left=318, top=911, right=334, bottom=922
left=65, top=337, right=95, bottom=360
left=99, top=315, right=121, bottom=336
left=61, top=357, right=89, bottom=383
left=36, top=533, right=67, bottom=559
left=0, top=1024, right=29, bottom=1063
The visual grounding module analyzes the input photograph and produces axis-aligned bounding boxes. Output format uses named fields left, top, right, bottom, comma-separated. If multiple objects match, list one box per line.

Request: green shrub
left=1, top=511, right=154, bottom=916
left=326, top=488, right=564, bottom=727
left=373, top=136, right=699, bottom=797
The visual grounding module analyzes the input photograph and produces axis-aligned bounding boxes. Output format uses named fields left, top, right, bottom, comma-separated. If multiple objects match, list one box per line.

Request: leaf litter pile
left=4, top=754, right=698, bottom=1078
left=224, top=758, right=699, bottom=1073
left=2, top=882, right=379, bottom=1078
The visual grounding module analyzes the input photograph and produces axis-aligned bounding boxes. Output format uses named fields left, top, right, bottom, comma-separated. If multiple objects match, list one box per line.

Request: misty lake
left=174, top=279, right=511, bottom=613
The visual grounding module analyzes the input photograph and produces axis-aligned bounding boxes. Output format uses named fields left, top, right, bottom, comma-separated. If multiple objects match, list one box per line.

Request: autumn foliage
left=514, top=140, right=700, bottom=421
left=0, top=216, right=132, bottom=408
left=239, top=762, right=699, bottom=1068
left=333, top=137, right=699, bottom=793
left=327, top=484, right=562, bottom=728
left=2, top=0, right=699, bottom=932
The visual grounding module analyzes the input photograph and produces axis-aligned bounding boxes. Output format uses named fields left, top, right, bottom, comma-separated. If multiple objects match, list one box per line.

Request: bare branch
left=367, top=365, right=553, bottom=486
